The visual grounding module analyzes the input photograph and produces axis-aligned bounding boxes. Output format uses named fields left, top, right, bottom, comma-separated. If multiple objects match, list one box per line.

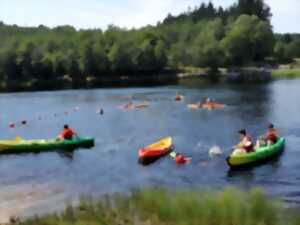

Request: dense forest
left=0, top=0, right=299, bottom=87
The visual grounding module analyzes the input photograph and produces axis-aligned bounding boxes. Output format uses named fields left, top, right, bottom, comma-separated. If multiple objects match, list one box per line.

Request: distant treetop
left=163, top=0, right=271, bottom=24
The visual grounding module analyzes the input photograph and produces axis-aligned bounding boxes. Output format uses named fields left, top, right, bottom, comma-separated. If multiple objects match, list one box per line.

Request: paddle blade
left=169, top=151, right=177, bottom=158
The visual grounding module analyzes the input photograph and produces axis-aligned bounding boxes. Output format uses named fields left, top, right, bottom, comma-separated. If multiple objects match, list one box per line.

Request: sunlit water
left=0, top=78, right=299, bottom=222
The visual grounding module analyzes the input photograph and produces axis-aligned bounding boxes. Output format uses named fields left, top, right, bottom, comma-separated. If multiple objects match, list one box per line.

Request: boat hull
left=0, top=137, right=94, bottom=154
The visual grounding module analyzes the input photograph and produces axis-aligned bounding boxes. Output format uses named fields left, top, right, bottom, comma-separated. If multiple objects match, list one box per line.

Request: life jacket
left=267, top=129, right=278, bottom=143
left=243, top=136, right=254, bottom=152
left=175, top=155, right=187, bottom=164
left=60, top=128, right=75, bottom=140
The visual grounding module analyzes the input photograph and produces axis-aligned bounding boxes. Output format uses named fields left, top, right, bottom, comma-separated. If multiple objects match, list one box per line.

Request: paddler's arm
left=73, top=131, right=80, bottom=139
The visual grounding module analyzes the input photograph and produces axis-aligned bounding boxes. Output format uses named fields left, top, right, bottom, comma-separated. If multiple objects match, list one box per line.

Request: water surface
left=0, top=78, right=299, bottom=221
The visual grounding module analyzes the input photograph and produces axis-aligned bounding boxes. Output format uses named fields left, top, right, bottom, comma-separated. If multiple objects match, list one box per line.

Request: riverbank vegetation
left=11, top=187, right=300, bottom=225
left=0, top=0, right=300, bottom=90
left=272, top=69, right=300, bottom=78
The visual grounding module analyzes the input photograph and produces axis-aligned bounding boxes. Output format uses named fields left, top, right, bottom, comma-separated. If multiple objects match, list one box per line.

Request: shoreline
left=0, top=68, right=299, bottom=93
left=5, top=187, right=300, bottom=225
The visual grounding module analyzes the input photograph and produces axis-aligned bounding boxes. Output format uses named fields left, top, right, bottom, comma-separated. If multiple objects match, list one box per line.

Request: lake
left=0, top=78, right=299, bottom=222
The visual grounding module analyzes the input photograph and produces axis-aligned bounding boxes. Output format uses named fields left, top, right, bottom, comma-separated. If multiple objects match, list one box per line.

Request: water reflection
left=57, top=150, right=75, bottom=160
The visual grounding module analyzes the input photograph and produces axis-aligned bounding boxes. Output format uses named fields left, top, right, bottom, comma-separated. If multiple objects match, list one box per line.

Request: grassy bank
left=10, top=188, right=300, bottom=225
left=272, top=69, right=300, bottom=78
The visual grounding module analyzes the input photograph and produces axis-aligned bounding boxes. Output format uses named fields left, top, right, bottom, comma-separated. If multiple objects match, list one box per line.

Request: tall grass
left=12, top=187, right=300, bottom=225
left=272, top=69, right=300, bottom=78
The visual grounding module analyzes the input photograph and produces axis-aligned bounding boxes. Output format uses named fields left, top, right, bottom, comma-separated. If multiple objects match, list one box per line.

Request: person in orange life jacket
left=58, top=124, right=78, bottom=140
left=266, top=124, right=279, bottom=144
left=175, top=153, right=192, bottom=164
left=256, top=124, right=280, bottom=148
left=234, top=129, right=254, bottom=154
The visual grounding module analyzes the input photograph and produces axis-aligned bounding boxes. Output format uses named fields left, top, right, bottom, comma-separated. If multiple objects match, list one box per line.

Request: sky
left=0, top=0, right=299, bottom=33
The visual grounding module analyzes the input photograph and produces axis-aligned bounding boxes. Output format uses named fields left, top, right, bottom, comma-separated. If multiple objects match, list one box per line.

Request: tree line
left=0, top=0, right=299, bottom=83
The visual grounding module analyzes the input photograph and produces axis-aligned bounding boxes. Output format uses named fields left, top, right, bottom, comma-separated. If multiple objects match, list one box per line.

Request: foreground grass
left=272, top=68, right=300, bottom=78
left=11, top=188, right=300, bottom=225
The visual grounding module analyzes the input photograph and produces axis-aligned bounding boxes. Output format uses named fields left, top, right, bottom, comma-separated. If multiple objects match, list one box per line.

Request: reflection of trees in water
left=178, top=77, right=215, bottom=89
left=227, top=84, right=272, bottom=123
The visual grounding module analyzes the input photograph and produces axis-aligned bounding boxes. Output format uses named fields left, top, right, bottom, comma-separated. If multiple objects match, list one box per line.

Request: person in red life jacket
left=175, top=153, right=192, bottom=164
left=266, top=124, right=279, bottom=145
left=58, top=124, right=78, bottom=140
left=233, top=129, right=254, bottom=154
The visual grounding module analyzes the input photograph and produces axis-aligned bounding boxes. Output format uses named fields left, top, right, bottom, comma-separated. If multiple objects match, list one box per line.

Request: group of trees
left=163, top=0, right=271, bottom=24
left=274, top=34, right=300, bottom=63
left=163, top=14, right=273, bottom=69
left=0, top=0, right=299, bottom=83
left=0, top=25, right=169, bottom=81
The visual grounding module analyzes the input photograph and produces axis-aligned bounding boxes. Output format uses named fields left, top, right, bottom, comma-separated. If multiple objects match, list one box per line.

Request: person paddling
left=233, top=129, right=254, bottom=155
left=266, top=124, right=279, bottom=145
left=58, top=124, right=78, bottom=140
left=256, top=124, right=280, bottom=148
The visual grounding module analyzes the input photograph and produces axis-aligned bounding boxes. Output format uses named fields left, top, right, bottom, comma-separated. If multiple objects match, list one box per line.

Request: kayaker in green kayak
left=256, top=124, right=280, bottom=148
left=266, top=124, right=279, bottom=144
left=232, top=129, right=254, bottom=155
left=58, top=125, right=78, bottom=140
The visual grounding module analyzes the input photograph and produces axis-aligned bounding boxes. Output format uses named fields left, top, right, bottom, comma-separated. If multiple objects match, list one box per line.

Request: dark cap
left=268, top=123, right=274, bottom=129
left=64, top=124, right=69, bottom=129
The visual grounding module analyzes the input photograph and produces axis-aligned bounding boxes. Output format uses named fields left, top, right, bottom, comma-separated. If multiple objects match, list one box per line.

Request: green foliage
left=189, top=18, right=225, bottom=68
left=163, top=0, right=271, bottom=24
left=0, top=0, right=297, bottom=87
left=13, top=187, right=300, bottom=225
left=221, top=15, right=274, bottom=65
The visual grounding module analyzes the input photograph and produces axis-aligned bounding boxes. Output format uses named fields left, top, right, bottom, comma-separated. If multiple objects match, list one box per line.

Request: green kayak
left=227, top=137, right=285, bottom=168
left=0, top=137, right=94, bottom=154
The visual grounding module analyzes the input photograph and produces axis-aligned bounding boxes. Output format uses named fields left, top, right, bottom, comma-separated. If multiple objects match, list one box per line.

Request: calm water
left=0, top=78, right=299, bottom=221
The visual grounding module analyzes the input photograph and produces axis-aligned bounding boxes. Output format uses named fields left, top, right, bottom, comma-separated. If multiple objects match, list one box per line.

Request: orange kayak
left=134, top=103, right=149, bottom=109
left=139, top=137, right=172, bottom=163
left=187, top=102, right=225, bottom=110
left=118, top=102, right=149, bottom=110
left=201, top=103, right=225, bottom=109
